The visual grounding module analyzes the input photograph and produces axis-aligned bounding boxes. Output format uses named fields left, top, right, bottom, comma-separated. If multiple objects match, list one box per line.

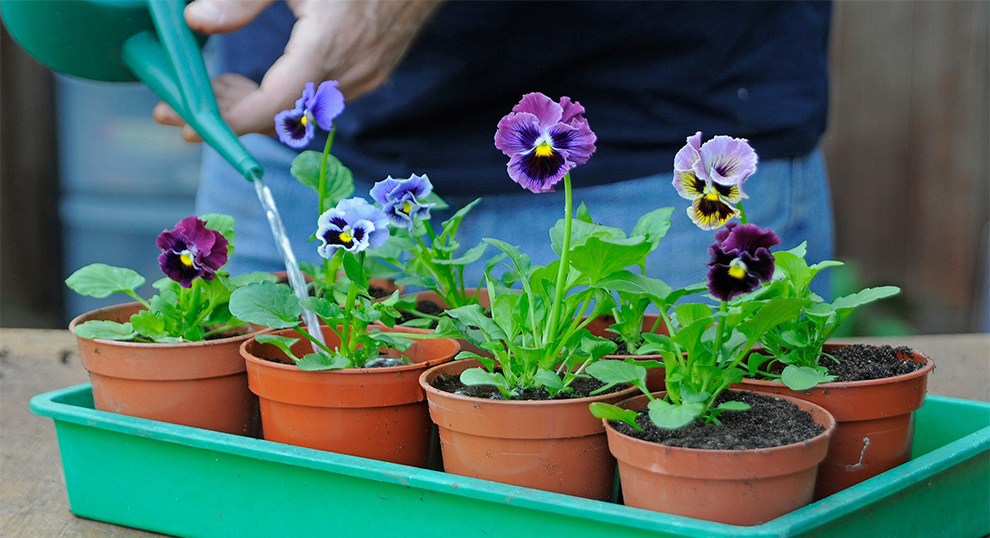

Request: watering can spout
left=1, top=0, right=262, bottom=181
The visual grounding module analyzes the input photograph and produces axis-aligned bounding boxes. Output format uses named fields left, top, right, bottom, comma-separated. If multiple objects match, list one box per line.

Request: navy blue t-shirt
left=218, top=1, right=831, bottom=195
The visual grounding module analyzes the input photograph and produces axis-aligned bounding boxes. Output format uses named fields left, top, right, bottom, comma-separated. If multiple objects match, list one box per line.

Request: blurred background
left=1, top=0, right=988, bottom=335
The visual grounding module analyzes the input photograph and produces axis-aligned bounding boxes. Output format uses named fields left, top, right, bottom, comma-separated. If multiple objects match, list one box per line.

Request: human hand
left=153, top=0, right=443, bottom=142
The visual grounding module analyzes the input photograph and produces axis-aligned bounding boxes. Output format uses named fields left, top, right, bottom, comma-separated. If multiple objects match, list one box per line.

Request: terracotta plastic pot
left=241, top=325, right=459, bottom=467
left=70, top=302, right=263, bottom=436
left=736, top=343, right=934, bottom=499
left=586, top=313, right=667, bottom=391
left=401, top=288, right=491, bottom=357
left=420, top=359, right=640, bottom=501
left=606, top=390, right=835, bottom=525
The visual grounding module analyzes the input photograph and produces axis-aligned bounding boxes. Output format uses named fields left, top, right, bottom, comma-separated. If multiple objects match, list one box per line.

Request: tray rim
left=30, top=383, right=990, bottom=538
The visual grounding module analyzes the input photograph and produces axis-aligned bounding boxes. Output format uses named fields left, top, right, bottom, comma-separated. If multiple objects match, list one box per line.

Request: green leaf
left=736, top=297, right=812, bottom=343
left=589, top=402, right=642, bottom=430
left=579, top=333, right=619, bottom=362
left=455, top=351, right=495, bottom=372
left=781, top=365, right=836, bottom=391
left=483, top=238, right=532, bottom=277
left=290, top=152, right=354, bottom=205
left=299, top=296, right=343, bottom=321
left=446, top=304, right=506, bottom=341
left=679, top=385, right=711, bottom=405
left=434, top=242, right=488, bottom=267
left=575, top=201, right=594, bottom=223
left=227, top=271, right=277, bottom=288
left=490, top=293, right=519, bottom=337
left=674, top=303, right=713, bottom=328
left=66, top=264, right=145, bottom=299
left=774, top=251, right=811, bottom=290
left=647, top=399, right=702, bottom=429
left=569, top=236, right=652, bottom=283
left=534, top=369, right=564, bottom=391
left=73, top=320, right=138, bottom=341
left=586, top=360, right=646, bottom=388
left=716, top=401, right=752, bottom=412
left=631, top=207, right=673, bottom=252
left=255, top=334, right=301, bottom=363
left=596, top=271, right=672, bottom=301
left=201, top=213, right=236, bottom=246
left=229, top=282, right=301, bottom=329
left=342, top=251, right=368, bottom=289
left=367, top=331, right=414, bottom=352
left=459, top=368, right=509, bottom=392
left=296, top=352, right=350, bottom=371
left=129, top=310, right=165, bottom=339
left=550, top=219, right=626, bottom=257
left=831, top=286, right=901, bottom=315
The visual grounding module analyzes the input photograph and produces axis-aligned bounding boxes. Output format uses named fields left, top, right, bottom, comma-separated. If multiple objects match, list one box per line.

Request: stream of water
left=252, top=176, right=326, bottom=353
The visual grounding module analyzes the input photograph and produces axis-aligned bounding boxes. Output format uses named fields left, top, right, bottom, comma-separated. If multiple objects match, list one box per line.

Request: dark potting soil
left=824, top=344, right=925, bottom=382
left=204, top=327, right=249, bottom=341
left=610, top=335, right=631, bottom=355
left=751, top=344, right=926, bottom=384
left=612, top=390, right=825, bottom=450
left=432, top=373, right=627, bottom=401
left=369, top=285, right=390, bottom=299
left=397, top=299, right=445, bottom=327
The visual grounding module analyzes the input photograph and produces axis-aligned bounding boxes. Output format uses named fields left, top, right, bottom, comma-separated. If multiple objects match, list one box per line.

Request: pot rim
left=741, top=343, right=935, bottom=390
left=241, top=325, right=458, bottom=375
left=604, top=389, right=837, bottom=456
left=69, top=301, right=266, bottom=349
left=419, top=358, right=641, bottom=407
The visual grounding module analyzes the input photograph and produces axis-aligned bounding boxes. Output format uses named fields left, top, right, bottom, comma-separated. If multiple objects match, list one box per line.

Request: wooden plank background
left=1, top=1, right=988, bottom=334
left=822, top=0, right=990, bottom=334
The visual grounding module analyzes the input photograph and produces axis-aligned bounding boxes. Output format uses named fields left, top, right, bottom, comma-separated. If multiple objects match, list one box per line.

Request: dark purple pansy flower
left=672, top=132, right=758, bottom=230
left=275, top=81, right=345, bottom=148
left=706, top=222, right=780, bottom=301
left=370, top=174, right=435, bottom=231
left=316, top=198, right=390, bottom=258
left=156, top=216, right=228, bottom=288
left=494, top=93, right=597, bottom=193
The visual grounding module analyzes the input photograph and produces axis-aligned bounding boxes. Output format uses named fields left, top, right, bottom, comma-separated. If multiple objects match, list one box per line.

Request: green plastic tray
left=30, top=385, right=990, bottom=538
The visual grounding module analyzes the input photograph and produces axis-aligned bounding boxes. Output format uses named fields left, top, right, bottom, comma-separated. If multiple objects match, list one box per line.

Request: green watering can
left=2, top=0, right=262, bottom=180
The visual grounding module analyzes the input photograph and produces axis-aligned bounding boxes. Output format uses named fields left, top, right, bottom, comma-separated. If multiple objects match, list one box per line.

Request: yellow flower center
left=339, top=231, right=353, bottom=243
left=728, top=266, right=747, bottom=279
left=534, top=142, right=554, bottom=158
left=180, top=253, right=194, bottom=267
left=300, top=115, right=308, bottom=126
left=402, top=201, right=413, bottom=214
left=704, top=190, right=720, bottom=202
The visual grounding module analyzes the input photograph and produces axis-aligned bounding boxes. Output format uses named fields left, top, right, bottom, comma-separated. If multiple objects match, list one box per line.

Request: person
left=154, top=0, right=834, bottom=295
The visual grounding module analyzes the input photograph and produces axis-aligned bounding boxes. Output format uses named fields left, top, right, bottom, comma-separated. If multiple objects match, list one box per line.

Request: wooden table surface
left=1, top=328, right=987, bottom=537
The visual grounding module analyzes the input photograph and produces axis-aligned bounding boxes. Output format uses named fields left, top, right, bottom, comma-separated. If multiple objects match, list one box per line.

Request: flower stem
left=714, top=301, right=728, bottom=352
left=125, top=290, right=152, bottom=310
left=736, top=201, right=748, bottom=224
left=318, top=127, right=337, bottom=282
left=342, top=252, right=363, bottom=356
left=545, top=173, right=573, bottom=344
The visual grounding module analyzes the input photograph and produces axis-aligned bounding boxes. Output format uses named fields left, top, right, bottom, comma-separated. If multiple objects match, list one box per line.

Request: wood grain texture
left=0, top=328, right=987, bottom=537
left=823, top=0, right=990, bottom=333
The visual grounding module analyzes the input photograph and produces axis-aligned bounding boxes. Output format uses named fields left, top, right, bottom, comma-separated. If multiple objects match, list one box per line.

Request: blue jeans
left=198, top=135, right=834, bottom=298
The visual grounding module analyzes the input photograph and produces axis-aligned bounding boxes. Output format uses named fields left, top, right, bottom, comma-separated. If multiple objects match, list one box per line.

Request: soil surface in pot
left=204, top=325, right=251, bottom=341
left=369, top=285, right=391, bottom=299
left=613, top=391, right=825, bottom=450
left=397, top=299, right=446, bottom=327
left=824, top=344, right=925, bottom=382
left=432, top=373, right=626, bottom=401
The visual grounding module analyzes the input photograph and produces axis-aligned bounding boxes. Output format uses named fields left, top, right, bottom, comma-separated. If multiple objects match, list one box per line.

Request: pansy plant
left=589, top=135, right=810, bottom=429
left=436, top=93, right=669, bottom=398
left=66, top=214, right=275, bottom=342
left=744, top=242, right=901, bottom=390
left=275, top=80, right=363, bottom=292
left=229, top=197, right=441, bottom=369
left=365, top=174, right=497, bottom=320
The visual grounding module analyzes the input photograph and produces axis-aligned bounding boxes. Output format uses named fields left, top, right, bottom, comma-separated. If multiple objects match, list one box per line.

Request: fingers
left=153, top=102, right=186, bottom=127
left=219, top=16, right=329, bottom=135
left=184, top=0, right=275, bottom=34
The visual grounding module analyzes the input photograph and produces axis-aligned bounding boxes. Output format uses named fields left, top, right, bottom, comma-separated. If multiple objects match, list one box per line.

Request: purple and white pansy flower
left=673, top=132, right=758, bottom=230
left=316, top=198, right=390, bottom=258
left=156, top=216, right=228, bottom=288
left=494, top=92, right=597, bottom=193
left=370, top=174, right=435, bottom=231
left=275, top=81, right=345, bottom=148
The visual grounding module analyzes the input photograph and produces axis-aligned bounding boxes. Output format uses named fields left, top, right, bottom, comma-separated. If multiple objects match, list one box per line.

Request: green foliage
left=755, top=244, right=901, bottom=390
left=290, top=151, right=355, bottom=207
left=66, top=214, right=259, bottom=343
